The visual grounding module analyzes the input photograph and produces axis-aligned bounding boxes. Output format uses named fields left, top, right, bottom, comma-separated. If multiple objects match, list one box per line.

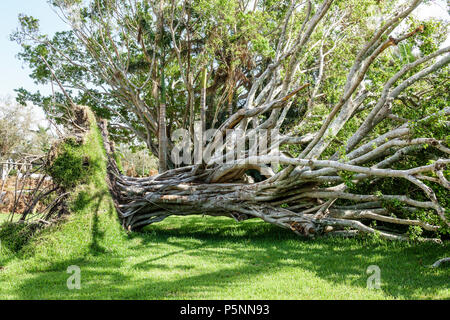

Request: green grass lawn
left=0, top=115, right=448, bottom=300
left=0, top=214, right=22, bottom=224
left=0, top=214, right=448, bottom=300
left=0, top=214, right=15, bottom=223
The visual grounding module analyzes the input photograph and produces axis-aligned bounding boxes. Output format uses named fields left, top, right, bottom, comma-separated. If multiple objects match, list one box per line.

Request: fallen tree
left=99, top=105, right=449, bottom=241
left=14, top=0, right=450, bottom=241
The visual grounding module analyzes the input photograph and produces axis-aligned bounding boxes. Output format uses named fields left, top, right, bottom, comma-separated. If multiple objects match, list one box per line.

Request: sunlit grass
left=0, top=214, right=19, bottom=223
left=0, top=114, right=447, bottom=300
left=0, top=214, right=448, bottom=300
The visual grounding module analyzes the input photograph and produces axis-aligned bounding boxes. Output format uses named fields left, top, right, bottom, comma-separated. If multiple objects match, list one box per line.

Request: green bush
left=0, top=222, right=37, bottom=253
left=46, top=138, right=88, bottom=188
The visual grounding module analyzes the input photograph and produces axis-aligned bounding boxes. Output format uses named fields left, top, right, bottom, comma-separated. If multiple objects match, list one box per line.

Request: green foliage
left=114, top=152, right=124, bottom=174
left=46, top=138, right=89, bottom=188
left=338, top=170, right=356, bottom=189
left=0, top=97, right=54, bottom=159
left=379, top=197, right=406, bottom=214
left=46, top=118, right=106, bottom=190
left=115, top=143, right=158, bottom=176
left=408, top=18, right=445, bottom=56
left=410, top=110, right=449, bottom=142
left=0, top=222, right=37, bottom=253
left=407, top=226, right=424, bottom=242
left=366, top=229, right=384, bottom=245
left=349, top=163, right=450, bottom=238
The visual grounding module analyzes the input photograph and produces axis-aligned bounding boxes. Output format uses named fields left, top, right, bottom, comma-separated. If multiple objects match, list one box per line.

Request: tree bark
left=100, top=116, right=447, bottom=243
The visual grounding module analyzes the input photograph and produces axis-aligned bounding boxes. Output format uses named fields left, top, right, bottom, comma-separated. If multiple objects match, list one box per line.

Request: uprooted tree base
left=3, top=106, right=95, bottom=232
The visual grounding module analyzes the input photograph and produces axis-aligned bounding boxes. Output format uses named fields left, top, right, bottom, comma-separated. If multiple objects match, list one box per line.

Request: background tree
left=0, top=96, right=54, bottom=161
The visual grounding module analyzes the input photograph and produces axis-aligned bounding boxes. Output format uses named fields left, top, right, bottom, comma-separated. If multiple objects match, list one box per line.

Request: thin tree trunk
left=201, top=67, right=207, bottom=133
left=158, top=101, right=167, bottom=172
left=157, top=0, right=168, bottom=173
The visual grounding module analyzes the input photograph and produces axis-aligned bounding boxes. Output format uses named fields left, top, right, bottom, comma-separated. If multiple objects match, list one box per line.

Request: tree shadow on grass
left=9, top=215, right=450, bottom=299
left=136, top=219, right=449, bottom=299
left=71, top=190, right=109, bottom=255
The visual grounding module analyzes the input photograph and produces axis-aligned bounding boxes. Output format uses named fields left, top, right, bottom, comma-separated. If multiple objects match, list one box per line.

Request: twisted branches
left=25, top=0, right=449, bottom=241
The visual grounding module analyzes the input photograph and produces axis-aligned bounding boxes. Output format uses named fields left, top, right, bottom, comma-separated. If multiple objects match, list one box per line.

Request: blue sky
left=0, top=0, right=69, bottom=98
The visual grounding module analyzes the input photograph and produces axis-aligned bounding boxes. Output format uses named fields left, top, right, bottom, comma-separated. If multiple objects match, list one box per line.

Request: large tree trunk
left=99, top=117, right=448, bottom=242
left=95, top=0, right=449, bottom=243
